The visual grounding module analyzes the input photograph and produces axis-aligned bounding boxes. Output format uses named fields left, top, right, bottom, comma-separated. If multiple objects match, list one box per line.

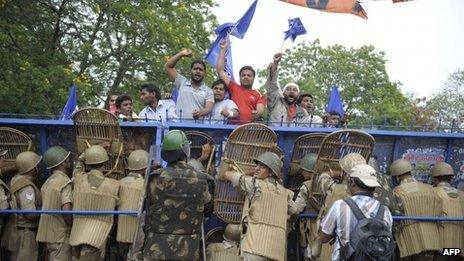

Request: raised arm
left=165, top=49, right=192, bottom=81
left=216, top=38, right=231, bottom=86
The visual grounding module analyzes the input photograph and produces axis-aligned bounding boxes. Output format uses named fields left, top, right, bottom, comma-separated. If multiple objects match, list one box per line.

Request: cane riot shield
left=0, top=127, right=33, bottom=166
left=72, top=108, right=126, bottom=180
left=287, top=133, right=327, bottom=191
left=214, top=123, right=281, bottom=224
left=185, top=131, right=217, bottom=176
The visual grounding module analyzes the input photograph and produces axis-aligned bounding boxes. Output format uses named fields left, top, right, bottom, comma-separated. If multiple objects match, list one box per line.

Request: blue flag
left=204, top=1, right=258, bottom=80
left=59, top=84, right=77, bottom=120
left=326, top=85, right=344, bottom=116
left=284, top=17, right=307, bottom=42
left=231, top=0, right=258, bottom=39
left=204, top=24, right=235, bottom=80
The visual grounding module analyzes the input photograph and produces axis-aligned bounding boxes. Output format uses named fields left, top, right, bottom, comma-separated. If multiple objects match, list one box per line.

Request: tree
left=259, top=40, right=414, bottom=127
left=426, top=69, right=464, bottom=130
left=0, top=0, right=217, bottom=115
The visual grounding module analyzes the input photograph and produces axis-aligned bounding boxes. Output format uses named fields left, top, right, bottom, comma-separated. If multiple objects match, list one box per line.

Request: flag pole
left=278, top=38, right=287, bottom=52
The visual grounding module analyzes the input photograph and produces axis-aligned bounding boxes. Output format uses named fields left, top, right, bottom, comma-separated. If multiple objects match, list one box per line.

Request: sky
left=212, top=0, right=464, bottom=98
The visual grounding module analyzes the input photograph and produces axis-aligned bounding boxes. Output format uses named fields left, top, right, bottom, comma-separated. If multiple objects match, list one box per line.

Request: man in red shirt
left=216, top=39, right=266, bottom=124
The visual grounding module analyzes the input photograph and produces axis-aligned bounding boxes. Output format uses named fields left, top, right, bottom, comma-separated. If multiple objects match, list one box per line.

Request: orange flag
left=280, top=0, right=368, bottom=19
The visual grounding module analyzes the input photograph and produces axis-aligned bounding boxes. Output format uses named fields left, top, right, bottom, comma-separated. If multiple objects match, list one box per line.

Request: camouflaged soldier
left=429, top=162, right=464, bottom=259
left=37, top=146, right=73, bottom=261
left=293, top=153, right=320, bottom=260
left=390, top=159, right=442, bottom=260
left=142, top=130, right=211, bottom=260
left=116, top=149, right=149, bottom=259
left=222, top=152, right=297, bottom=261
left=6, top=151, right=42, bottom=261
left=206, top=224, right=241, bottom=261
left=69, top=145, right=119, bottom=261
left=0, top=150, right=11, bottom=239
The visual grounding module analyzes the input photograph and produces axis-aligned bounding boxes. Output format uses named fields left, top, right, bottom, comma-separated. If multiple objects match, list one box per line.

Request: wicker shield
left=214, top=124, right=279, bottom=224
left=287, top=133, right=327, bottom=191
left=0, top=127, right=33, bottom=166
left=312, top=130, right=375, bottom=203
left=185, top=131, right=216, bottom=176
left=72, top=108, right=126, bottom=180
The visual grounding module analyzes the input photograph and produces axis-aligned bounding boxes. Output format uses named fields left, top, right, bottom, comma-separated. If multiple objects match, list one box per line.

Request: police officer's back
left=142, top=130, right=210, bottom=260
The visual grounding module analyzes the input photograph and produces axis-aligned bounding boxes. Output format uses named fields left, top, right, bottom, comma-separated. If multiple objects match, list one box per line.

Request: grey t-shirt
left=174, top=75, right=214, bottom=120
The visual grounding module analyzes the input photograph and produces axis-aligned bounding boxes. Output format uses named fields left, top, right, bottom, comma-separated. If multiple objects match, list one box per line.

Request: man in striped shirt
left=319, top=164, right=393, bottom=261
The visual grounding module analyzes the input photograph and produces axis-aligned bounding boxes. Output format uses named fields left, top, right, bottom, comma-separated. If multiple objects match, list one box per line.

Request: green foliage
left=426, top=69, right=464, bottom=129
left=0, top=0, right=217, bottom=115
left=258, top=40, right=414, bottom=127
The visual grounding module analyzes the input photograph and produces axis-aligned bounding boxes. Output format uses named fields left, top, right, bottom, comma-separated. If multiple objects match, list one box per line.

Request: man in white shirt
left=138, top=83, right=177, bottom=122
left=207, top=79, right=239, bottom=124
left=319, top=164, right=393, bottom=261
left=166, top=49, right=214, bottom=121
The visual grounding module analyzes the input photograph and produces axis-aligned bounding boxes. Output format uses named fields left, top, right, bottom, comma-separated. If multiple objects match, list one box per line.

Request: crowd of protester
left=104, top=47, right=347, bottom=128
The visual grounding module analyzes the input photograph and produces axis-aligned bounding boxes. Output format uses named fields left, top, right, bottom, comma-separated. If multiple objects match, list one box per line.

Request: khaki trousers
left=47, top=242, right=72, bottom=261
left=10, top=229, right=38, bottom=261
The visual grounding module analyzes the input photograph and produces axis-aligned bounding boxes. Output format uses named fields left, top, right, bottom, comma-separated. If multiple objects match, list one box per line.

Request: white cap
left=283, top=83, right=300, bottom=93
left=349, top=164, right=380, bottom=188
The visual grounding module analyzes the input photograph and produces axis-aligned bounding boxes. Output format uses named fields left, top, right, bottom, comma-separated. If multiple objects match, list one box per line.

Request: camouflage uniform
left=142, top=161, right=210, bottom=260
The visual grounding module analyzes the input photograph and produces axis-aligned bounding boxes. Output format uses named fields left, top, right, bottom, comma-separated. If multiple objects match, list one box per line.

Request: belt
left=17, top=227, right=38, bottom=232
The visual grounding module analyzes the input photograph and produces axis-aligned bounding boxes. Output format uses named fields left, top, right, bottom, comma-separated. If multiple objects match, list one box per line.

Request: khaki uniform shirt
left=11, top=174, right=39, bottom=228
left=50, top=170, right=73, bottom=207
left=230, top=173, right=297, bottom=215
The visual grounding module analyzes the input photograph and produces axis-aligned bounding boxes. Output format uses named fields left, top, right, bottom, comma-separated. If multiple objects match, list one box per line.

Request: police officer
left=116, top=149, right=148, bottom=259
left=390, top=159, right=442, bottom=260
left=37, top=146, right=73, bottom=261
left=8, top=151, right=42, bottom=261
left=0, top=150, right=11, bottom=218
left=429, top=162, right=464, bottom=260
left=222, top=151, right=296, bottom=261
left=69, top=145, right=119, bottom=261
left=206, top=224, right=241, bottom=261
left=293, top=153, right=319, bottom=260
left=0, top=150, right=11, bottom=251
left=312, top=153, right=366, bottom=260
left=142, top=130, right=211, bottom=260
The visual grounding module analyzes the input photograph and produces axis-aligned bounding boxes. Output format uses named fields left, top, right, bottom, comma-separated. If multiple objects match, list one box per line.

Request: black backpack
left=340, top=198, right=395, bottom=261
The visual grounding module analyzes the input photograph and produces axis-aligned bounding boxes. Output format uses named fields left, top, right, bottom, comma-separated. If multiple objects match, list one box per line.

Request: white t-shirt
left=207, top=99, right=238, bottom=124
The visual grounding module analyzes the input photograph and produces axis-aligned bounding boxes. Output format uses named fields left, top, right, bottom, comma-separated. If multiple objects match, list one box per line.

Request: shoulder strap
left=10, top=177, right=36, bottom=194
left=375, top=204, right=386, bottom=220
left=344, top=198, right=366, bottom=221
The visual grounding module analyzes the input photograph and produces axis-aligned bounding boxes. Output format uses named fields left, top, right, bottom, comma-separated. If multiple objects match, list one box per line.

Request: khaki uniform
left=9, top=174, right=41, bottom=261
left=69, top=169, right=119, bottom=261
left=36, top=170, right=73, bottom=261
left=295, top=180, right=320, bottom=260
left=230, top=173, right=296, bottom=261
left=206, top=240, right=240, bottom=261
left=316, top=173, right=350, bottom=261
left=116, top=172, right=144, bottom=259
left=433, top=182, right=464, bottom=257
left=0, top=179, right=10, bottom=236
left=394, top=177, right=442, bottom=259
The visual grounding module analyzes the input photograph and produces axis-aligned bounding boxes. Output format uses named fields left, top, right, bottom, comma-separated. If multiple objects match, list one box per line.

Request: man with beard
left=166, top=49, right=214, bottom=121
left=264, top=53, right=302, bottom=126
left=216, top=39, right=266, bottom=124
left=37, top=146, right=73, bottom=261
left=209, top=79, right=239, bottom=124
left=138, top=83, right=177, bottom=122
